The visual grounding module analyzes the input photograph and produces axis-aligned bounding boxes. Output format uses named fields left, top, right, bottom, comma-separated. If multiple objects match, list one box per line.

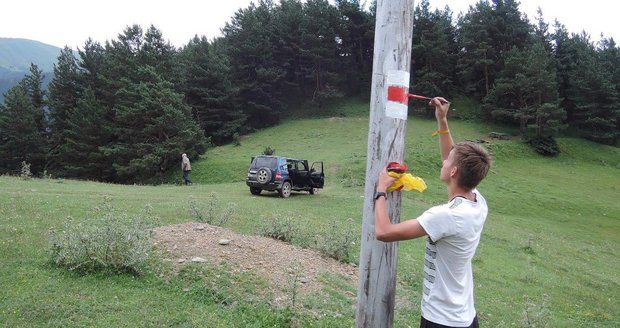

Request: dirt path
left=153, top=222, right=358, bottom=304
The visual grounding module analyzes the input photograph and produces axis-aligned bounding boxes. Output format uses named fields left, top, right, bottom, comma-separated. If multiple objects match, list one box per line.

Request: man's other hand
left=377, top=166, right=397, bottom=192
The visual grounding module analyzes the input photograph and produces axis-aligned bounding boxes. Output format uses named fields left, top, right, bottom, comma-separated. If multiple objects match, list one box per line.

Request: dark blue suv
left=246, top=155, right=324, bottom=198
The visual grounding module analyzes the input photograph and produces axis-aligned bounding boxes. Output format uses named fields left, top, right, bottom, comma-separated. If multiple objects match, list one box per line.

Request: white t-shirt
left=417, top=189, right=488, bottom=327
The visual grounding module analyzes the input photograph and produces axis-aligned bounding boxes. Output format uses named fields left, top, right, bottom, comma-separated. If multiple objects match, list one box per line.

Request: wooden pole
left=356, top=1, right=414, bottom=327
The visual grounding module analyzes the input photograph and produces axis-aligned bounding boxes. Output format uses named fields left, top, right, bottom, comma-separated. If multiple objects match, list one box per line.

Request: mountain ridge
left=0, top=38, right=62, bottom=102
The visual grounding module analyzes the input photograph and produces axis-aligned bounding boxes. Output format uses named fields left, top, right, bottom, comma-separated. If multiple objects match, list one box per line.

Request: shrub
left=338, top=167, right=364, bottom=188
left=285, top=261, right=303, bottom=309
left=263, top=145, right=275, bottom=156
left=42, top=170, right=52, bottom=179
left=20, top=161, right=32, bottom=180
left=49, top=199, right=155, bottom=275
left=188, top=194, right=236, bottom=226
left=316, top=219, right=357, bottom=263
left=260, top=215, right=297, bottom=243
left=232, top=133, right=241, bottom=147
left=527, top=135, right=559, bottom=156
left=521, top=294, right=550, bottom=327
left=260, top=216, right=357, bottom=263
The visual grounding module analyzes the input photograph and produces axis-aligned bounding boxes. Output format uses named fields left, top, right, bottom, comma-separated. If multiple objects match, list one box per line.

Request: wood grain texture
left=356, top=0, right=415, bottom=327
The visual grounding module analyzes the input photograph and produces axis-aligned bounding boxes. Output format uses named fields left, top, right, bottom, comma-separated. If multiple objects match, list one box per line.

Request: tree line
left=0, top=0, right=618, bottom=182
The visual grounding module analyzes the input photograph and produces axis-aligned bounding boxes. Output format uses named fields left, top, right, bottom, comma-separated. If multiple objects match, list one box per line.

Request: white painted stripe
left=386, top=101, right=408, bottom=120
left=386, top=70, right=410, bottom=87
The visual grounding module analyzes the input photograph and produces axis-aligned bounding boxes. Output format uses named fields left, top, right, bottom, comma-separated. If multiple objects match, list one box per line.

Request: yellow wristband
left=432, top=129, right=450, bottom=137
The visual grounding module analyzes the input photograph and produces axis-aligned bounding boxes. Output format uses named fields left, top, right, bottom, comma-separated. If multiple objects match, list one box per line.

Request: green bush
left=521, top=294, right=550, bottom=327
left=259, top=216, right=357, bottom=263
left=260, top=215, right=297, bottom=243
left=263, top=145, right=276, bottom=155
left=527, top=135, right=559, bottom=156
left=49, top=200, right=155, bottom=275
left=232, top=133, right=241, bottom=147
left=20, top=161, right=32, bottom=180
left=338, top=167, right=364, bottom=188
left=188, top=194, right=236, bottom=226
left=316, top=219, right=357, bottom=263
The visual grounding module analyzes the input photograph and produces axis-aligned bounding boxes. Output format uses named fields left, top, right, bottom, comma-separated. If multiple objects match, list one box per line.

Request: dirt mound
left=153, top=222, right=358, bottom=303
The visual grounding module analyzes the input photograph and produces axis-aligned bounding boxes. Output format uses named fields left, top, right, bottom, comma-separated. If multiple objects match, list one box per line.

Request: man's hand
left=429, top=97, right=450, bottom=121
left=377, top=166, right=397, bottom=192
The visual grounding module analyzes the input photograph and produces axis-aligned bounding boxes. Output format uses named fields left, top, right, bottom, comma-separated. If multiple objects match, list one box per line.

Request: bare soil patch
left=153, top=222, right=358, bottom=304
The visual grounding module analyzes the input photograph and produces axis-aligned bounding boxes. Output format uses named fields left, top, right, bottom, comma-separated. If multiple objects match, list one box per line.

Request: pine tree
left=457, top=0, right=531, bottom=100
left=60, top=87, right=112, bottom=179
left=223, top=1, right=286, bottom=128
left=105, top=25, right=144, bottom=98
left=300, top=0, right=343, bottom=107
left=21, top=64, right=47, bottom=133
left=47, top=47, right=82, bottom=174
left=335, top=0, right=374, bottom=97
left=78, top=39, right=107, bottom=102
left=533, top=8, right=553, bottom=54
left=411, top=0, right=458, bottom=101
left=272, top=0, right=305, bottom=97
left=457, top=1, right=496, bottom=98
left=568, top=36, right=618, bottom=144
left=483, top=42, right=565, bottom=152
left=103, top=67, right=206, bottom=183
left=141, top=25, right=183, bottom=87
left=553, top=29, right=619, bottom=144
left=179, top=36, right=246, bottom=144
left=0, top=85, right=47, bottom=174
left=599, top=37, right=620, bottom=99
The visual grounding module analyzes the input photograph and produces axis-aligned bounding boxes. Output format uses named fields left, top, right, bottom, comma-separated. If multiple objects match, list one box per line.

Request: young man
left=374, top=97, right=492, bottom=328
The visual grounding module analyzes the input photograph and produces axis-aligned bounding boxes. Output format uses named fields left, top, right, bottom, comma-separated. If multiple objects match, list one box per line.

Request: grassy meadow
left=1, top=101, right=619, bottom=327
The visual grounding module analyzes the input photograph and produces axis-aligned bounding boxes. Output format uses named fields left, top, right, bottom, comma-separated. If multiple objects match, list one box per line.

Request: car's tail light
left=275, top=172, right=282, bottom=180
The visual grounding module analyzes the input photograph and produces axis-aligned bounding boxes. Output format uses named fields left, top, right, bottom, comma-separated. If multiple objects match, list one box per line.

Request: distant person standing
left=181, top=153, right=192, bottom=185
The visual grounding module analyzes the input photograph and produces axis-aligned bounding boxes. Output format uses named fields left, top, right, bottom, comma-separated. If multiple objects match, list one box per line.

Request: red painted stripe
left=387, top=86, right=408, bottom=105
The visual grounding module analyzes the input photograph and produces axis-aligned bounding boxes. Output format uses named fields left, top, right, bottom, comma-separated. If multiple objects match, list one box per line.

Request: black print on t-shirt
left=424, top=271, right=436, bottom=283
left=424, top=258, right=436, bottom=270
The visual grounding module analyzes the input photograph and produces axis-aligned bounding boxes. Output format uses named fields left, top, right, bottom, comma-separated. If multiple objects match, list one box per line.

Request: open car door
left=310, top=161, right=324, bottom=188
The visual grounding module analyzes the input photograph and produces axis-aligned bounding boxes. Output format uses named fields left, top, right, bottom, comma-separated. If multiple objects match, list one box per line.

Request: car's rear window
left=252, top=157, right=277, bottom=169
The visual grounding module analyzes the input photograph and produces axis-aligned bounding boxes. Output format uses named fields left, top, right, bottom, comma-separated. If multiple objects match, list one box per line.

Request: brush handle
left=408, top=94, right=431, bottom=101
left=408, top=94, right=449, bottom=104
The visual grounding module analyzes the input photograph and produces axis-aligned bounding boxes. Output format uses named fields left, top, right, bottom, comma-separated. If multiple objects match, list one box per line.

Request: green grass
left=1, top=102, right=619, bottom=327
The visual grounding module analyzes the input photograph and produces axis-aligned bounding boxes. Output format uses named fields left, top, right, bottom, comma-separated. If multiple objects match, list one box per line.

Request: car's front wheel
left=279, top=181, right=292, bottom=198
left=309, top=188, right=318, bottom=195
left=250, top=187, right=262, bottom=195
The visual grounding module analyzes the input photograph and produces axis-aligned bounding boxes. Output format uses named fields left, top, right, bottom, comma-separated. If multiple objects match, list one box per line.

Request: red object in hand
left=387, top=162, right=407, bottom=174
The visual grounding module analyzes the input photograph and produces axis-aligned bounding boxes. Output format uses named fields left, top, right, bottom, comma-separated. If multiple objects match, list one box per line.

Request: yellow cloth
left=387, top=171, right=427, bottom=193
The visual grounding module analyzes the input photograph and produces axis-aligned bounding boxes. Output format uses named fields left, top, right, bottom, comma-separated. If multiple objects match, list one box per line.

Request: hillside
left=1, top=103, right=619, bottom=326
left=0, top=38, right=60, bottom=101
left=0, top=38, right=61, bottom=72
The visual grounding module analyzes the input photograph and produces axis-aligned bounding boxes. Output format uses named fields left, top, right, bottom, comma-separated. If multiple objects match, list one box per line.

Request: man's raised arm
left=430, top=97, right=454, bottom=161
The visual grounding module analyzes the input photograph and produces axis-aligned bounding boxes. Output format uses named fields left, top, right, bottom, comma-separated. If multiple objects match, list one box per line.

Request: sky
left=1, top=0, right=618, bottom=49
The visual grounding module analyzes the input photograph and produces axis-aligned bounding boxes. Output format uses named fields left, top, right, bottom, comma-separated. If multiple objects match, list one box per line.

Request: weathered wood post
left=356, top=0, right=415, bottom=327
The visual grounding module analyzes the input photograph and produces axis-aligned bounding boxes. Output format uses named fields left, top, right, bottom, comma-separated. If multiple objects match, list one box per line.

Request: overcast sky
left=2, top=0, right=618, bottom=49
